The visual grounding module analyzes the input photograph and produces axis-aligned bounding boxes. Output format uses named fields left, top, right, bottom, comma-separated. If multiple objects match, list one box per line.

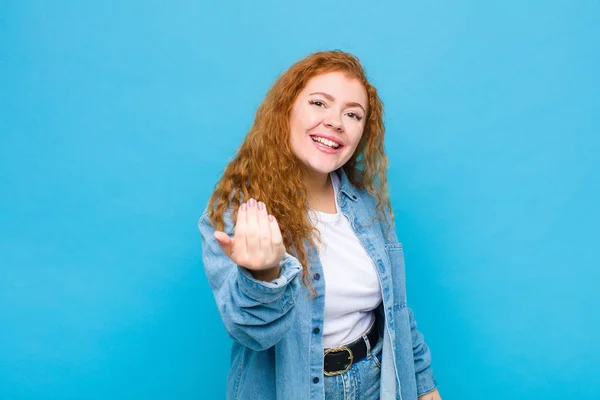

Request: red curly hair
left=208, top=50, right=392, bottom=292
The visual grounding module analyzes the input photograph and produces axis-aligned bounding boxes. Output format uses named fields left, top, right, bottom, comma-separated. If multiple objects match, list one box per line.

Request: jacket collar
left=335, top=167, right=359, bottom=202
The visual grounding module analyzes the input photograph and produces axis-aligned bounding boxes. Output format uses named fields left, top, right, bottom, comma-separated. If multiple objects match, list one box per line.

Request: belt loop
left=362, top=332, right=372, bottom=358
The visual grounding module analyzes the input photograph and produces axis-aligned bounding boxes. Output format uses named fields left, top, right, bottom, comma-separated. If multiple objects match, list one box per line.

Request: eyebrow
left=309, top=92, right=366, bottom=113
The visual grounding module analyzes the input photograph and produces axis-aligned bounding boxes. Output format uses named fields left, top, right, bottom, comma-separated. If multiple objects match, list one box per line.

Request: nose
left=324, top=112, right=344, bottom=132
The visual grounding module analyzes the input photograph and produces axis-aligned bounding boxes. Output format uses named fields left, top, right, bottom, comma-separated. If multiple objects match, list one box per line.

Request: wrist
left=249, top=265, right=281, bottom=282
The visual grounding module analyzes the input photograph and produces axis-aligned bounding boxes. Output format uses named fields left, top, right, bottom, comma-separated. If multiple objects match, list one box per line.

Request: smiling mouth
left=310, top=135, right=342, bottom=149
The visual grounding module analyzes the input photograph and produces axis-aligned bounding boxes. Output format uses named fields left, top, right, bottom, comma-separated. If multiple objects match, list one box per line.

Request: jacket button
left=313, top=273, right=320, bottom=280
left=313, top=377, right=320, bottom=383
left=313, top=327, right=320, bottom=334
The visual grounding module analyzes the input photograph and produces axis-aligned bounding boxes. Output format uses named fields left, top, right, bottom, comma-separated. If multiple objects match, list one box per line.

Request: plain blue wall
left=1, top=1, right=598, bottom=399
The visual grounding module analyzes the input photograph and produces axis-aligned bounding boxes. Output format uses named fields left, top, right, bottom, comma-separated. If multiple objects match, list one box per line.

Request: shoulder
left=353, top=188, right=398, bottom=244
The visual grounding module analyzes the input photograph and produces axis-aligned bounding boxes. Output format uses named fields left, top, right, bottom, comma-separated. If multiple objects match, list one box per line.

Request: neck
left=303, top=171, right=330, bottom=196
left=303, top=169, right=336, bottom=212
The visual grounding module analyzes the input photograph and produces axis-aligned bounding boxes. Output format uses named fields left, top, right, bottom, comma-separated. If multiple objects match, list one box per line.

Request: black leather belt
left=323, top=321, right=380, bottom=376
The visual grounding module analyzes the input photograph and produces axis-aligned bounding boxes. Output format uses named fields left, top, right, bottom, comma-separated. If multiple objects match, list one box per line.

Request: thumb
left=213, top=231, right=234, bottom=257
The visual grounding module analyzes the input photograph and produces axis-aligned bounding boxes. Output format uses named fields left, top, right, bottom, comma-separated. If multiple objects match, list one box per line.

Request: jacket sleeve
left=198, top=211, right=303, bottom=351
left=408, top=306, right=439, bottom=396
left=376, top=202, right=439, bottom=396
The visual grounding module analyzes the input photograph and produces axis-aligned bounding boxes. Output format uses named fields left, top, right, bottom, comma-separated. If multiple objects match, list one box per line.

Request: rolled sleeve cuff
left=237, top=253, right=302, bottom=303
left=416, top=366, right=438, bottom=397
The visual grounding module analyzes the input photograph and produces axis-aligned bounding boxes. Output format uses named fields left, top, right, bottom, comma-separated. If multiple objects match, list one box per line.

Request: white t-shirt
left=308, top=172, right=383, bottom=348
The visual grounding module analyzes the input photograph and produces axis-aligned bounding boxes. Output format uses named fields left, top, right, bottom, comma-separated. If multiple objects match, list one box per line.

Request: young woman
left=198, top=50, right=442, bottom=400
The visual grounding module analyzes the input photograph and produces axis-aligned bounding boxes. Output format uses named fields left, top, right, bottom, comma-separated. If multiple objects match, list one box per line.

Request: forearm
left=199, top=212, right=303, bottom=351
left=216, top=262, right=300, bottom=350
left=408, top=307, right=438, bottom=396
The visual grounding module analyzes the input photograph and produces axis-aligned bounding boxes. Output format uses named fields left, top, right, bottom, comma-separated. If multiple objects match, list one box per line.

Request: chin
left=307, top=163, right=341, bottom=175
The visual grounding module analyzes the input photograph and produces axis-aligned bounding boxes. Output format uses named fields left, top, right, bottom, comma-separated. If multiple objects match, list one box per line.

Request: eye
left=347, top=112, right=363, bottom=121
left=309, top=100, right=325, bottom=108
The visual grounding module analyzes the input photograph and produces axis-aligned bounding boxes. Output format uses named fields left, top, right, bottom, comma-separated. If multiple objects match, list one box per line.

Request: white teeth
left=312, top=136, right=340, bottom=149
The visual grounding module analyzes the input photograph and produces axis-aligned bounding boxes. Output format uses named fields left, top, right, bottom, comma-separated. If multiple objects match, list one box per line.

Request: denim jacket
left=198, top=168, right=438, bottom=399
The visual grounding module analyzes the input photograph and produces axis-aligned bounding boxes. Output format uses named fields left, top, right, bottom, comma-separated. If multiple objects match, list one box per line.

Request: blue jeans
left=323, top=333, right=384, bottom=400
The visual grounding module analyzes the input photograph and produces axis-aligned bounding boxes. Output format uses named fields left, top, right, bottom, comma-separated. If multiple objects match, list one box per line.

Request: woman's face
left=289, top=71, right=368, bottom=181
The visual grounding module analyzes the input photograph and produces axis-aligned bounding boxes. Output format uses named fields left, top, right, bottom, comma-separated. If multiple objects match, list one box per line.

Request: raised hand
left=213, top=198, right=285, bottom=281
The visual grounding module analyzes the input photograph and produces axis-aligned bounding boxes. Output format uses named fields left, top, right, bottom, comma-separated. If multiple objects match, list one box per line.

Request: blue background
left=1, top=1, right=599, bottom=398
